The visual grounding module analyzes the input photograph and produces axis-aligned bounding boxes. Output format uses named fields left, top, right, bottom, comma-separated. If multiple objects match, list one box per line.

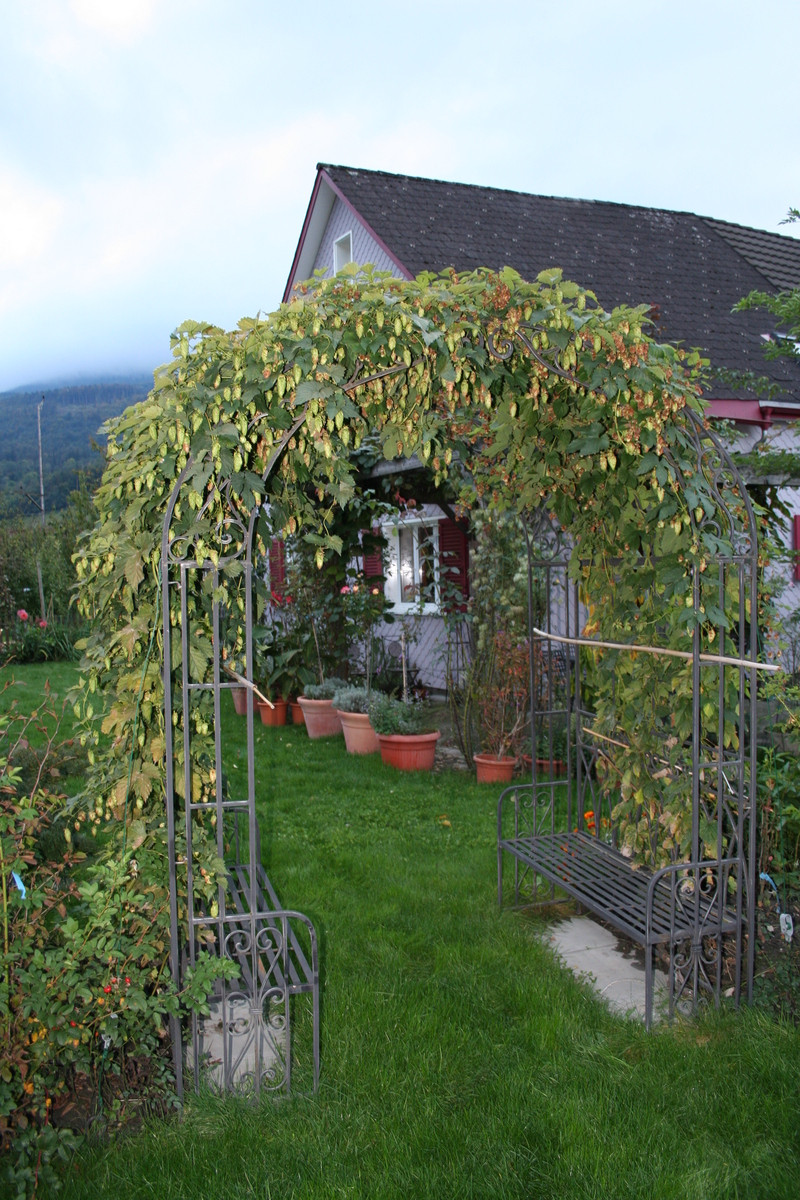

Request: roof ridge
left=318, top=163, right=798, bottom=242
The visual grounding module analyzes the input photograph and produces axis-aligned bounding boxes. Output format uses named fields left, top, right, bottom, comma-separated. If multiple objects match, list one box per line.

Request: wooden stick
left=223, top=666, right=273, bottom=707
left=532, top=627, right=780, bottom=673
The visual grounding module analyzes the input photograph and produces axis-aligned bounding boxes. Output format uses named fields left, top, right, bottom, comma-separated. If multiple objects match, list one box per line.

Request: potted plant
left=297, top=676, right=348, bottom=738
left=532, top=720, right=568, bottom=776
left=368, top=693, right=440, bottom=771
left=332, top=684, right=381, bottom=755
left=252, top=627, right=309, bottom=727
left=473, top=631, right=529, bottom=784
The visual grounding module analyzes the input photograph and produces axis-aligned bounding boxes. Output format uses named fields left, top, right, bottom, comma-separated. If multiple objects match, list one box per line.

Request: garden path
left=546, top=915, right=669, bottom=1022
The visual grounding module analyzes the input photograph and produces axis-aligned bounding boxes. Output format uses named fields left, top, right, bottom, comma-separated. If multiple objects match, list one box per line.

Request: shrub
left=3, top=612, right=87, bottom=664
left=302, top=677, right=347, bottom=701
left=331, top=685, right=373, bottom=714
left=368, top=693, right=438, bottom=736
left=0, top=690, right=225, bottom=1198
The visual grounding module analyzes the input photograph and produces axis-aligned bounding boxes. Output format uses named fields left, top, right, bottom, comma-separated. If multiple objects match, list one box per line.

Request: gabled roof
left=286, top=164, right=800, bottom=411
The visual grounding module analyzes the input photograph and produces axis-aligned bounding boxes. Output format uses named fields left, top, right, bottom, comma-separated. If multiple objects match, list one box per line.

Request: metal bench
left=498, top=780, right=744, bottom=1027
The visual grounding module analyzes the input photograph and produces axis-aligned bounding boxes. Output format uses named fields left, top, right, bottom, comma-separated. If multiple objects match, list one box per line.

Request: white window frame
left=333, top=231, right=354, bottom=274
left=382, top=513, right=441, bottom=615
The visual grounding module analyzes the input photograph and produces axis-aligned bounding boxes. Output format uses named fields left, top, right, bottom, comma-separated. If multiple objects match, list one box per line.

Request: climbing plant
left=66, top=264, right=753, bottom=1058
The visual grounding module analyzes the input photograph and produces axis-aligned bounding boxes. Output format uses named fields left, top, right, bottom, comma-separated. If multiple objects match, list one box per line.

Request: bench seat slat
left=501, top=832, right=738, bottom=946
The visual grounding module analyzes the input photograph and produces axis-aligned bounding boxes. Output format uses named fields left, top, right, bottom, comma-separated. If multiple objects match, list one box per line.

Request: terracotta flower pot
left=297, top=696, right=343, bottom=738
left=474, top=753, right=517, bottom=784
left=338, top=710, right=380, bottom=755
left=523, top=755, right=567, bottom=778
left=290, top=700, right=305, bottom=726
left=231, top=685, right=249, bottom=715
left=377, top=731, right=440, bottom=771
left=257, top=698, right=288, bottom=726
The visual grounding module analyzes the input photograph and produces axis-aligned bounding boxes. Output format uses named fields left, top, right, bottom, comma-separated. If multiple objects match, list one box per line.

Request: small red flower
left=37, top=618, right=47, bottom=628
left=17, top=609, right=28, bottom=621
left=103, top=985, right=112, bottom=994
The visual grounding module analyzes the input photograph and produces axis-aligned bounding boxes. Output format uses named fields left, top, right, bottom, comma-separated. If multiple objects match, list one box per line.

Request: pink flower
left=16, top=609, right=28, bottom=622
left=37, top=618, right=47, bottom=629
left=340, top=585, right=351, bottom=594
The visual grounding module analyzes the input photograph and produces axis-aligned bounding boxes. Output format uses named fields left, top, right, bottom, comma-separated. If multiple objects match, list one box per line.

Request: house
left=283, top=164, right=800, bottom=687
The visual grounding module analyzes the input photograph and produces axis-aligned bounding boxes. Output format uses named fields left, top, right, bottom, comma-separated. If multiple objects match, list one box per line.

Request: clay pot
left=377, top=731, right=440, bottom=771
left=297, top=696, right=343, bottom=738
left=231, top=685, right=249, bottom=715
left=338, top=710, right=380, bottom=755
left=522, top=755, right=567, bottom=777
left=290, top=701, right=305, bottom=726
left=257, top=698, right=288, bottom=726
left=473, top=753, right=517, bottom=784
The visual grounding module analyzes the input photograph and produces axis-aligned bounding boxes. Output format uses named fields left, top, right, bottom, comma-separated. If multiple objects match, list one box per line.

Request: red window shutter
left=439, top=519, right=469, bottom=612
left=795, top=515, right=800, bottom=581
left=269, top=539, right=286, bottom=597
left=362, top=527, right=385, bottom=581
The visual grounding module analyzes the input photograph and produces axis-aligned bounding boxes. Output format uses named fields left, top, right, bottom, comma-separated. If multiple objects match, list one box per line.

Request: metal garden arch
left=160, top=300, right=766, bottom=1097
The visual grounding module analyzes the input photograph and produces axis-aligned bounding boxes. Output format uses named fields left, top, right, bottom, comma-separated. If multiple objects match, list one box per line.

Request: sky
left=1, top=0, right=799, bottom=393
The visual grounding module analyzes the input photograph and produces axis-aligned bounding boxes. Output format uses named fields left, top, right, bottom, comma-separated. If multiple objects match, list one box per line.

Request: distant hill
left=0, top=379, right=151, bottom=518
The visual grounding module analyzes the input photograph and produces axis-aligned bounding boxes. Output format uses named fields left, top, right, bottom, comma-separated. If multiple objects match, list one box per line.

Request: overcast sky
left=2, top=0, right=799, bottom=393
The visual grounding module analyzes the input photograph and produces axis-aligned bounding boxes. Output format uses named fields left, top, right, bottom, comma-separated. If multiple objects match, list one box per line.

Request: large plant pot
left=377, top=731, right=440, bottom=771
left=290, top=700, right=305, bottom=726
left=523, top=755, right=567, bottom=778
left=474, top=753, right=517, bottom=784
left=258, top=698, right=288, bottom=727
left=297, top=696, right=343, bottom=739
left=338, top=710, right=380, bottom=755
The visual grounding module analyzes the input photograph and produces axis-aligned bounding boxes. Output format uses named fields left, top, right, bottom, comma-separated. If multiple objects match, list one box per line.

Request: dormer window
left=333, top=231, right=353, bottom=274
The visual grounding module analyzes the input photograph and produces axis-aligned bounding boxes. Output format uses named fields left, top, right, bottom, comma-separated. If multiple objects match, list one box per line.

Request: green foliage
left=71, top=269, right=730, bottom=866
left=330, top=684, right=372, bottom=714
left=0, top=687, right=217, bottom=1197
left=3, top=615, right=87, bottom=665
left=0, top=480, right=96, bottom=642
left=447, top=509, right=540, bottom=763
left=59, top=261, right=750, bottom=1127
left=368, top=693, right=438, bottom=735
left=758, top=745, right=800, bottom=890
left=302, top=677, right=348, bottom=700
left=0, top=382, right=148, bottom=519
left=254, top=623, right=313, bottom=701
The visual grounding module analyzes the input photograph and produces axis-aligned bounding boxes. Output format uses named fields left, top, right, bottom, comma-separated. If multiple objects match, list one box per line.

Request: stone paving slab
left=545, top=915, right=669, bottom=1022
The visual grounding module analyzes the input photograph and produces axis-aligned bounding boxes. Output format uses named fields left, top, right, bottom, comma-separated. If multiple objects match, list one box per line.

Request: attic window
left=761, top=332, right=800, bottom=354
left=333, top=232, right=353, bottom=274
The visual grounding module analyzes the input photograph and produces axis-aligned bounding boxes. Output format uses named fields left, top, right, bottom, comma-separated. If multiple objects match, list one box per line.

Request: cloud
left=69, top=0, right=158, bottom=42
left=0, top=169, right=62, bottom=272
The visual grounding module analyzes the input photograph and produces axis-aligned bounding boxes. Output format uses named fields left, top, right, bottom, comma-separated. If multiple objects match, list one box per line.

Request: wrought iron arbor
left=158, top=307, right=765, bottom=1103
left=499, top=412, right=762, bottom=1025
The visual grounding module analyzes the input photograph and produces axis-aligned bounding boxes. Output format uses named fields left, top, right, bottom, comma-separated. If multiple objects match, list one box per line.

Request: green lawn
left=11, top=670, right=798, bottom=1200
left=0, top=660, right=80, bottom=732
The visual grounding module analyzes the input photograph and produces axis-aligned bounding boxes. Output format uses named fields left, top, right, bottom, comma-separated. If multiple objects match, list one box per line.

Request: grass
left=0, top=660, right=81, bottom=738
left=5, top=669, right=796, bottom=1199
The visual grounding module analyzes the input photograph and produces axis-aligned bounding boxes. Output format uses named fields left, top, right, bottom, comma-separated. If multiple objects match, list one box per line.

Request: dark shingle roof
left=320, top=164, right=800, bottom=401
